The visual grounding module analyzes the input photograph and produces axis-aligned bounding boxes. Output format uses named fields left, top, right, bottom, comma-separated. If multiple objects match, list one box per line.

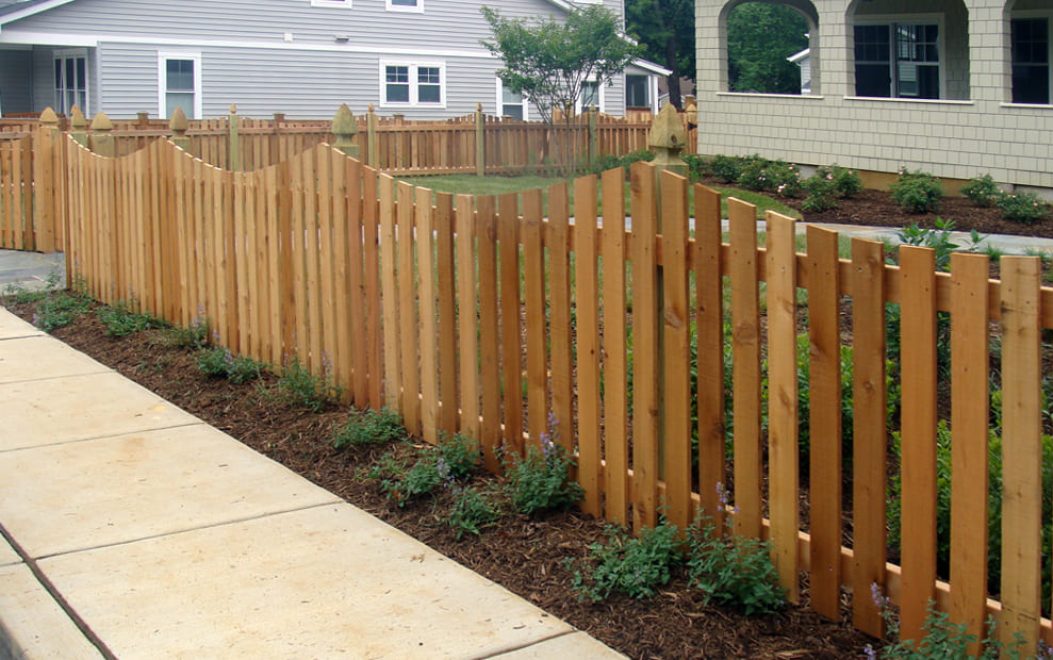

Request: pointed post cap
left=39, top=107, right=60, bottom=125
left=367, top=103, right=375, bottom=113
left=229, top=103, right=238, bottom=115
left=70, top=105, right=89, bottom=130
left=476, top=102, right=483, bottom=112
left=169, top=106, right=189, bottom=133
left=331, top=103, right=357, bottom=134
left=648, top=102, right=687, bottom=151
left=90, top=111, right=114, bottom=131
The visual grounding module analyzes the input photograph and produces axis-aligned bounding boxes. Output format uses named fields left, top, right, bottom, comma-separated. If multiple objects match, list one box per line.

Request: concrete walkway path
left=0, top=308, right=622, bottom=659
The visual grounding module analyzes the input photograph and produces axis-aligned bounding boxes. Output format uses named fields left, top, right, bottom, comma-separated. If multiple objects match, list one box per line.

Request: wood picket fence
left=57, top=133, right=1053, bottom=651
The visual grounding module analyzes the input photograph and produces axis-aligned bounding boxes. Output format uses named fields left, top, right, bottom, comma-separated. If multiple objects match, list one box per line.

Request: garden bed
left=5, top=298, right=873, bottom=659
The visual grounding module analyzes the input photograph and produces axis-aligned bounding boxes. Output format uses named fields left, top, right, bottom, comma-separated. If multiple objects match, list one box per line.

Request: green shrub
left=333, top=408, right=404, bottom=449
left=163, top=317, right=209, bottom=349
left=687, top=518, right=785, bottom=616
left=96, top=302, right=165, bottom=337
left=570, top=522, right=681, bottom=602
left=816, top=164, right=863, bottom=198
left=735, top=155, right=775, bottom=191
left=448, top=486, right=498, bottom=539
left=961, top=174, right=1002, bottom=208
left=504, top=420, right=584, bottom=515
left=711, top=155, right=744, bottom=183
left=683, top=154, right=709, bottom=182
left=196, top=347, right=264, bottom=383
left=33, top=290, right=93, bottom=332
left=274, top=357, right=339, bottom=412
left=896, top=218, right=961, bottom=272
left=376, top=434, right=480, bottom=507
left=890, top=169, right=943, bottom=213
left=801, top=173, right=838, bottom=212
left=997, top=191, right=1050, bottom=224
left=768, top=161, right=803, bottom=198
left=592, top=149, right=654, bottom=175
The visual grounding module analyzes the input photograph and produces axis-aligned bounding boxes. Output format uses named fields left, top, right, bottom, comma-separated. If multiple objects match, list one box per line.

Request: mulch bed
left=8, top=300, right=874, bottom=659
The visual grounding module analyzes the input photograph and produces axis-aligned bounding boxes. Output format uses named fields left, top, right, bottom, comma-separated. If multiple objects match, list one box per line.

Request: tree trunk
left=664, top=28, right=682, bottom=110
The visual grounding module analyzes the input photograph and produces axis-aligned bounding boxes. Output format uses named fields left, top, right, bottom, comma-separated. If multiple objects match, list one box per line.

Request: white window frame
left=575, top=78, right=606, bottom=114
left=624, top=73, right=654, bottom=112
left=158, top=50, right=202, bottom=119
left=379, top=59, right=445, bottom=108
left=310, top=0, right=351, bottom=6
left=852, top=14, right=947, bottom=101
left=495, top=78, right=529, bottom=120
left=54, top=47, right=89, bottom=115
left=386, top=0, right=423, bottom=13
left=1009, top=10, right=1053, bottom=106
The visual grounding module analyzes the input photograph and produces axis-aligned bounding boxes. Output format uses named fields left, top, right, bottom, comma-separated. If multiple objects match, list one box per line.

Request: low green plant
left=333, top=408, right=404, bottom=449
left=896, top=218, right=961, bottom=271
left=711, top=154, right=744, bottom=183
left=196, top=346, right=265, bottom=383
left=801, top=173, right=838, bottom=212
left=33, top=290, right=93, bottom=332
left=961, top=174, right=1002, bottom=208
left=687, top=514, right=785, bottom=616
left=890, top=169, right=943, bottom=213
left=682, top=154, right=709, bottom=182
left=816, top=164, right=863, bottom=198
left=504, top=416, right=584, bottom=515
left=161, top=317, right=209, bottom=349
left=96, top=301, right=165, bottom=337
left=997, top=191, right=1050, bottom=224
left=378, top=434, right=480, bottom=507
left=591, top=149, right=654, bottom=175
left=735, top=155, right=775, bottom=192
left=273, top=357, right=339, bottom=412
left=448, top=486, right=498, bottom=539
left=570, top=522, right=681, bottom=602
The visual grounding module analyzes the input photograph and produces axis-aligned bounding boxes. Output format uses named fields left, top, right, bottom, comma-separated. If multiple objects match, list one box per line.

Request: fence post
left=89, top=112, right=115, bottom=157
left=170, top=106, right=191, bottom=151
left=136, top=111, right=150, bottom=128
left=228, top=103, right=242, bottom=171
left=69, top=106, right=89, bottom=147
left=366, top=104, right=378, bottom=168
left=332, top=104, right=360, bottom=158
left=32, top=107, right=60, bottom=253
left=475, top=102, right=485, bottom=176
left=588, top=104, right=599, bottom=168
left=272, top=112, right=284, bottom=162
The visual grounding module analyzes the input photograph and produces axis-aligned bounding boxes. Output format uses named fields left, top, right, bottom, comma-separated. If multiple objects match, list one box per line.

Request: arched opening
left=1006, top=0, right=1053, bottom=104
left=846, top=0, right=970, bottom=101
left=718, top=0, right=819, bottom=95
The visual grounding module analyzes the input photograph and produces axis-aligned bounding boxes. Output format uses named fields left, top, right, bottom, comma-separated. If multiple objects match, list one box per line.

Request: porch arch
left=716, top=0, right=821, bottom=95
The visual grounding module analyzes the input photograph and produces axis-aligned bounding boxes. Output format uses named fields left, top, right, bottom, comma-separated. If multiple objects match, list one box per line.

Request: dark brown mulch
left=11, top=302, right=874, bottom=659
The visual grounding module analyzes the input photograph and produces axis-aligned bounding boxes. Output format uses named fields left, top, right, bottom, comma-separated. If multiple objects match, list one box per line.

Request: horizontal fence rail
left=55, top=133, right=1053, bottom=651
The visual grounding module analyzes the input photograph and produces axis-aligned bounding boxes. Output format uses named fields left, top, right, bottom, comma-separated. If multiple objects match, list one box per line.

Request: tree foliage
left=482, top=5, right=639, bottom=124
left=625, top=0, right=695, bottom=108
left=727, top=3, right=809, bottom=94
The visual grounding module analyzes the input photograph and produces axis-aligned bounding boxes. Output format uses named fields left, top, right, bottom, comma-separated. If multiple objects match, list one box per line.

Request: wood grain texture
left=601, top=168, right=628, bottom=525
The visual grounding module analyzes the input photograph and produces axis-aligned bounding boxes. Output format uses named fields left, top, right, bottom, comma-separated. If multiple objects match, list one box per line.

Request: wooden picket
left=55, top=134, right=1053, bottom=650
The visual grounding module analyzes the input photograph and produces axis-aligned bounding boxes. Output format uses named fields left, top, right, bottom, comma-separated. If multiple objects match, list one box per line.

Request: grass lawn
left=399, top=174, right=802, bottom=221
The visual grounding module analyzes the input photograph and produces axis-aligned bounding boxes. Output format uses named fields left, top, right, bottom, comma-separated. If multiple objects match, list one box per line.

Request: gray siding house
left=0, top=0, right=669, bottom=120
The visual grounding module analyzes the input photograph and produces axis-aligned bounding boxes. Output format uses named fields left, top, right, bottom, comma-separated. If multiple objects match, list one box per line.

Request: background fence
left=57, top=132, right=1053, bottom=652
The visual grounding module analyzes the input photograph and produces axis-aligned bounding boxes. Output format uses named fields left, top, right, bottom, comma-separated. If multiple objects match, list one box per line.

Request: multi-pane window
left=500, top=83, right=526, bottom=120
left=580, top=81, right=600, bottom=111
left=164, top=59, right=196, bottom=118
left=626, top=75, right=650, bottom=109
left=381, top=62, right=444, bottom=106
left=1012, top=18, right=1050, bottom=104
left=54, top=51, right=87, bottom=115
left=853, top=23, right=940, bottom=99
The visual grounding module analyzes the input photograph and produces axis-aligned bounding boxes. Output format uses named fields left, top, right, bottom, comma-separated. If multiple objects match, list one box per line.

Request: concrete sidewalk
left=0, top=308, right=622, bottom=659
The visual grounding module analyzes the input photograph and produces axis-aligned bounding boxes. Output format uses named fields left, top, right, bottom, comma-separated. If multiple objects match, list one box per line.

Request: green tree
left=626, top=0, right=695, bottom=109
left=481, top=5, right=640, bottom=125
left=727, top=3, right=809, bottom=94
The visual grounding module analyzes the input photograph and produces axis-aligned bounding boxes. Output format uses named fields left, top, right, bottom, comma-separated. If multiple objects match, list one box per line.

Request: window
left=380, top=61, right=445, bottom=107
left=853, top=22, right=941, bottom=99
left=386, top=0, right=422, bottom=12
left=626, top=74, right=650, bottom=109
left=54, top=50, right=88, bottom=115
left=158, top=52, right=201, bottom=119
left=1012, top=17, right=1050, bottom=104
left=576, top=80, right=604, bottom=114
left=497, top=80, right=528, bottom=120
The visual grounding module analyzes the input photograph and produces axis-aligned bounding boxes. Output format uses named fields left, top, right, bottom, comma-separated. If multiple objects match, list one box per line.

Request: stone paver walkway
left=0, top=308, right=622, bottom=660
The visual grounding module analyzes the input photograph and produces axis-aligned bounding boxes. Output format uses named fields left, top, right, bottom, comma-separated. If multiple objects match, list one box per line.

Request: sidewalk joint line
left=0, top=422, right=205, bottom=455
left=471, top=629, right=577, bottom=659
left=0, top=522, right=118, bottom=660
left=0, top=368, right=113, bottom=387
left=34, top=500, right=343, bottom=562
left=0, top=333, right=44, bottom=342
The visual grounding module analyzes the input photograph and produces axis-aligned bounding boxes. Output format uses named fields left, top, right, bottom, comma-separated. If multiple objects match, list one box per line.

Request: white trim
left=495, top=77, right=529, bottom=120
left=0, top=29, right=498, bottom=60
left=52, top=47, right=90, bottom=115
left=575, top=78, right=605, bottom=114
left=310, top=0, right=351, bottom=6
left=1001, top=103, right=1053, bottom=110
left=379, top=59, right=446, bottom=109
left=716, top=91, right=826, bottom=100
left=0, top=0, right=77, bottom=26
left=386, top=0, right=423, bottom=12
left=788, top=48, right=810, bottom=64
left=1009, top=12, right=1053, bottom=106
left=843, top=96, right=973, bottom=106
left=852, top=14, right=948, bottom=101
left=650, top=74, right=659, bottom=113
left=628, top=57, right=672, bottom=77
left=158, top=50, right=202, bottom=119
